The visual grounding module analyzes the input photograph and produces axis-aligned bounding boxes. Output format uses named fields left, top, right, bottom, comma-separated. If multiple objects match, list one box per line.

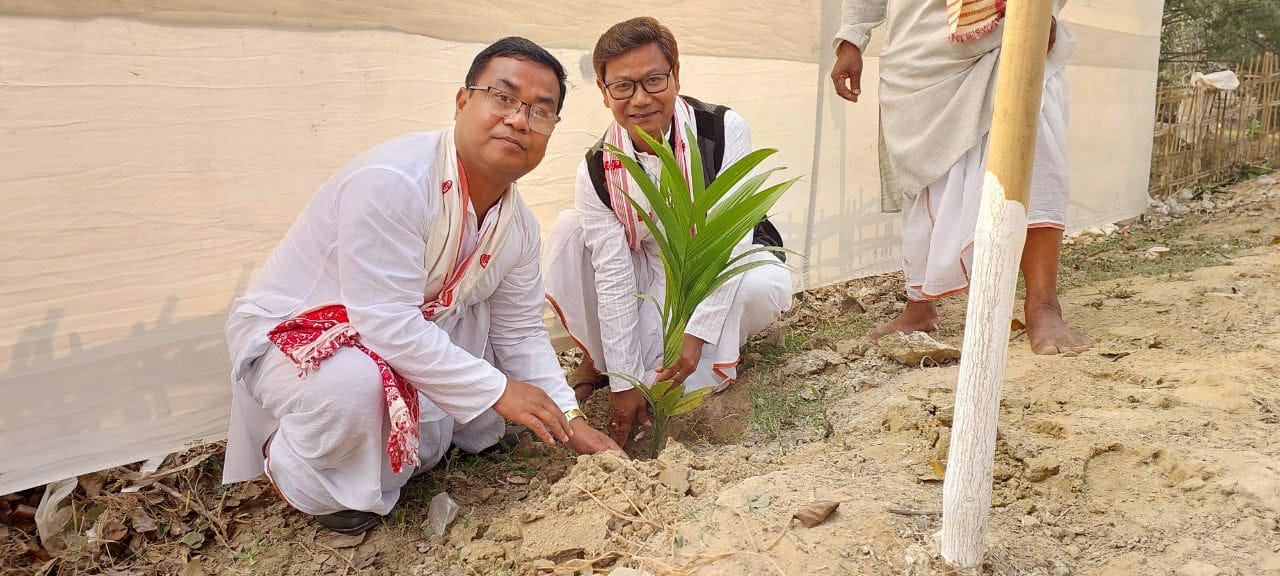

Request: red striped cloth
left=946, top=0, right=1006, bottom=42
left=267, top=305, right=422, bottom=473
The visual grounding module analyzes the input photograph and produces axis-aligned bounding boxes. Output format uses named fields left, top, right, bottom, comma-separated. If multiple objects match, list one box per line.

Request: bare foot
left=1025, top=300, right=1091, bottom=355
left=869, top=300, right=939, bottom=340
left=572, top=356, right=606, bottom=402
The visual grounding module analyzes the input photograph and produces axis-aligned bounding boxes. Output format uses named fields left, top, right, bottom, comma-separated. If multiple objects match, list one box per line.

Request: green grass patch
left=744, top=312, right=874, bottom=371
left=741, top=312, right=871, bottom=440
left=1056, top=220, right=1265, bottom=292
left=747, top=371, right=822, bottom=440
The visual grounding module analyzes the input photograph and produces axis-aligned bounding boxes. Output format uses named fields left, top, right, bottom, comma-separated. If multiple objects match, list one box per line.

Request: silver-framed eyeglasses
left=465, top=85, right=560, bottom=135
left=602, top=69, right=673, bottom=100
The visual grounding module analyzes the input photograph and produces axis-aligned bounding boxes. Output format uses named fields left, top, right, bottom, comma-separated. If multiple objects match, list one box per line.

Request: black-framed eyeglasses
left=602, top=69, right=674, bottom=100
left=465, top=86, right=560, bottom=135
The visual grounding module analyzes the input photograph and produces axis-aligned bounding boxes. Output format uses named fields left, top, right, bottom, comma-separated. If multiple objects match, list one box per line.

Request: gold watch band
left=564, top=407, right=586, bottom=423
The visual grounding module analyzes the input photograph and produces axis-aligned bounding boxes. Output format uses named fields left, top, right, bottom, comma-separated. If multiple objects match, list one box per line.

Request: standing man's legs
left=1021, top=227, right=1090, bottom=354
left=869, top=70, right=1088, bottom=355
left=868, top=300, right=938, bottom=339
left=871, top=228, right=1089, bottom=355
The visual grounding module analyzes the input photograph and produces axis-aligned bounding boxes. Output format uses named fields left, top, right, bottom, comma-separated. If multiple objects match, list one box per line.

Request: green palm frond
left=602, top=124, right=798, bottom=456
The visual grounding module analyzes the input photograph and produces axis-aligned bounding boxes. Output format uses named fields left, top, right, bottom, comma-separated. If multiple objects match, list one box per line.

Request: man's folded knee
left=451, top=410, right=505, bottom=453
left=735, top=262, right=793, bottom=308
left=304, top=348, right=386, bottom=415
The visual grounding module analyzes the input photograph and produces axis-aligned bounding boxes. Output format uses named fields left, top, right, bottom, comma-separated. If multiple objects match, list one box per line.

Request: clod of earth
left=658, top=463, right=691, bottom=495
left=1175, top=560, right=1223, bottom=576
left=519, top=508, right=609, bottom=563
left=782, top=348, right=846, bottom=376
left=1024, top=455, right=1061, bottom=483
left=834, top=338, right=869, bottom=359
left=875, top=331, right=961, bottom=366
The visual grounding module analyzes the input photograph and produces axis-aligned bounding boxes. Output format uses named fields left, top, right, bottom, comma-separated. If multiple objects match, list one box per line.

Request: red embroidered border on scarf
left=267, top=305, right=422, bottom=473
left=602, top=97, right=697, bottom=251
left=947, top=0, right=1006, bottom=43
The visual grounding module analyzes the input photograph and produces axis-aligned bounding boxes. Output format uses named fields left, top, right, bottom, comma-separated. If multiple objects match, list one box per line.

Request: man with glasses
left=222, top=37, right=619, bottom=535
left=544, top=17, right=793, bottom=448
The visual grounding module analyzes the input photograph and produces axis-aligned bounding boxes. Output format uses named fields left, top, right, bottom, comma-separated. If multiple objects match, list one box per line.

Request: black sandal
left=315, top=510, right=381, bottom=535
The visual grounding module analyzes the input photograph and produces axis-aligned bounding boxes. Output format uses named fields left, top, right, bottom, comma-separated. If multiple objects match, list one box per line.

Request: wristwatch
left=564, top=407, right=586, bottom=423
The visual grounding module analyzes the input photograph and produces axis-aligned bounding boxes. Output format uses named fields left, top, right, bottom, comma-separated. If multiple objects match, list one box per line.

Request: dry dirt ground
left=3, top=174, right=1280, bottom=576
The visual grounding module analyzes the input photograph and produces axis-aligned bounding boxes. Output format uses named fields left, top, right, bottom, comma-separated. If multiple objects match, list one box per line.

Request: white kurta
left=834, top=0, right=1073, bottom=203
left=223, top=131, right=577, bottom=512
left=543, top=111, right=793, bottom=393
left=835, top=1, right=1073, bottom=300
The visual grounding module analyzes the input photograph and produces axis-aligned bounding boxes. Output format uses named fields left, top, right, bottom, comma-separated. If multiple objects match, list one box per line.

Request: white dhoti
left=246, top=346, right=505, bottom=516
left=544, top=210, right=792, bottom=393
left=901, top=70, right=1070, bottom=301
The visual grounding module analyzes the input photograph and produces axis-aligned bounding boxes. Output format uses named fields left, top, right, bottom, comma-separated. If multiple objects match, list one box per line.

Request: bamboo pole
left=940, top=0, right=1053, bottom=569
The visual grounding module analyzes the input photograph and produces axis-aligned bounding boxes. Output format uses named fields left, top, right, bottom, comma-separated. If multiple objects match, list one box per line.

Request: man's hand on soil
left=492, top=378, right=572, bottom=445
left=608, top=387, right=651, bottom=447
left=565, top=418, right=625, bottom=456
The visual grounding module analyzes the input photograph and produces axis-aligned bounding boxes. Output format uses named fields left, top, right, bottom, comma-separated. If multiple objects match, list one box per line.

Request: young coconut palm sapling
left=604, top=126, right=797, bottom=456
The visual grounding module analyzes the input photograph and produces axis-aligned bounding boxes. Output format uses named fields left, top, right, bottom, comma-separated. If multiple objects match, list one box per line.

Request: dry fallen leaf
left=929, top=459, right=947, bottom=479
left=792, top=500, right=840, bottom=528
left=99, top=519, right=128, bottom=543
left=1271, top=235, right=1280, bottom=245
left=130, top=508, right=156, bottom=533
left=179, top=558, right=204, bottom=576
left=178, top=530, right=205, bottom=549
left=153, top=559, right=185, bottom=576
left=1011, top=318, right=1026, bottom=331
left=355, top=552, right=379, bottom=570
left=78, top=472, right=107, bottom=500
left=1100, top=352, right=1130, bottom=362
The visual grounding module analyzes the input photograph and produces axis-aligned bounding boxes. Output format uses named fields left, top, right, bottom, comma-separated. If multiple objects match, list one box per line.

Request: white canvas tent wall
left=0, top=1, right=1164, bottom=495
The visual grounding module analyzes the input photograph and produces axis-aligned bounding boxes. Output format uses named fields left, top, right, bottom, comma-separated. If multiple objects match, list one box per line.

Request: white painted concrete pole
left=940, top=0, right=1055, bottom=569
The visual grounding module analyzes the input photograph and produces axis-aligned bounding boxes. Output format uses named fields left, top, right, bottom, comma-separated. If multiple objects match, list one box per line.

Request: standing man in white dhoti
left=544, top=17, right=794, bottom=446
left=830, top=0, right=1090, bottom=355
left=222, top=37, right=619, bottom=535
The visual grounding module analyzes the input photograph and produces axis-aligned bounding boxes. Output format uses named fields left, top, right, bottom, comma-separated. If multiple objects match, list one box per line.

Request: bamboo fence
left=1150, top=52, right=1280, bottom=198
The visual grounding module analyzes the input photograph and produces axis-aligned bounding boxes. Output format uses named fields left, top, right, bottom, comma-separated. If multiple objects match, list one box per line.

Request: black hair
left=465, top=36, right=567, bottom=113
left=593, top=17, right=679, bottom=83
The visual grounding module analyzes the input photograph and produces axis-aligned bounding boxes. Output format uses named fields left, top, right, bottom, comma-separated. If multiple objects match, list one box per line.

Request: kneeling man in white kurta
left=543, top=17, right=794, bottom=447
left=222, top=37, right=619, bottom=535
